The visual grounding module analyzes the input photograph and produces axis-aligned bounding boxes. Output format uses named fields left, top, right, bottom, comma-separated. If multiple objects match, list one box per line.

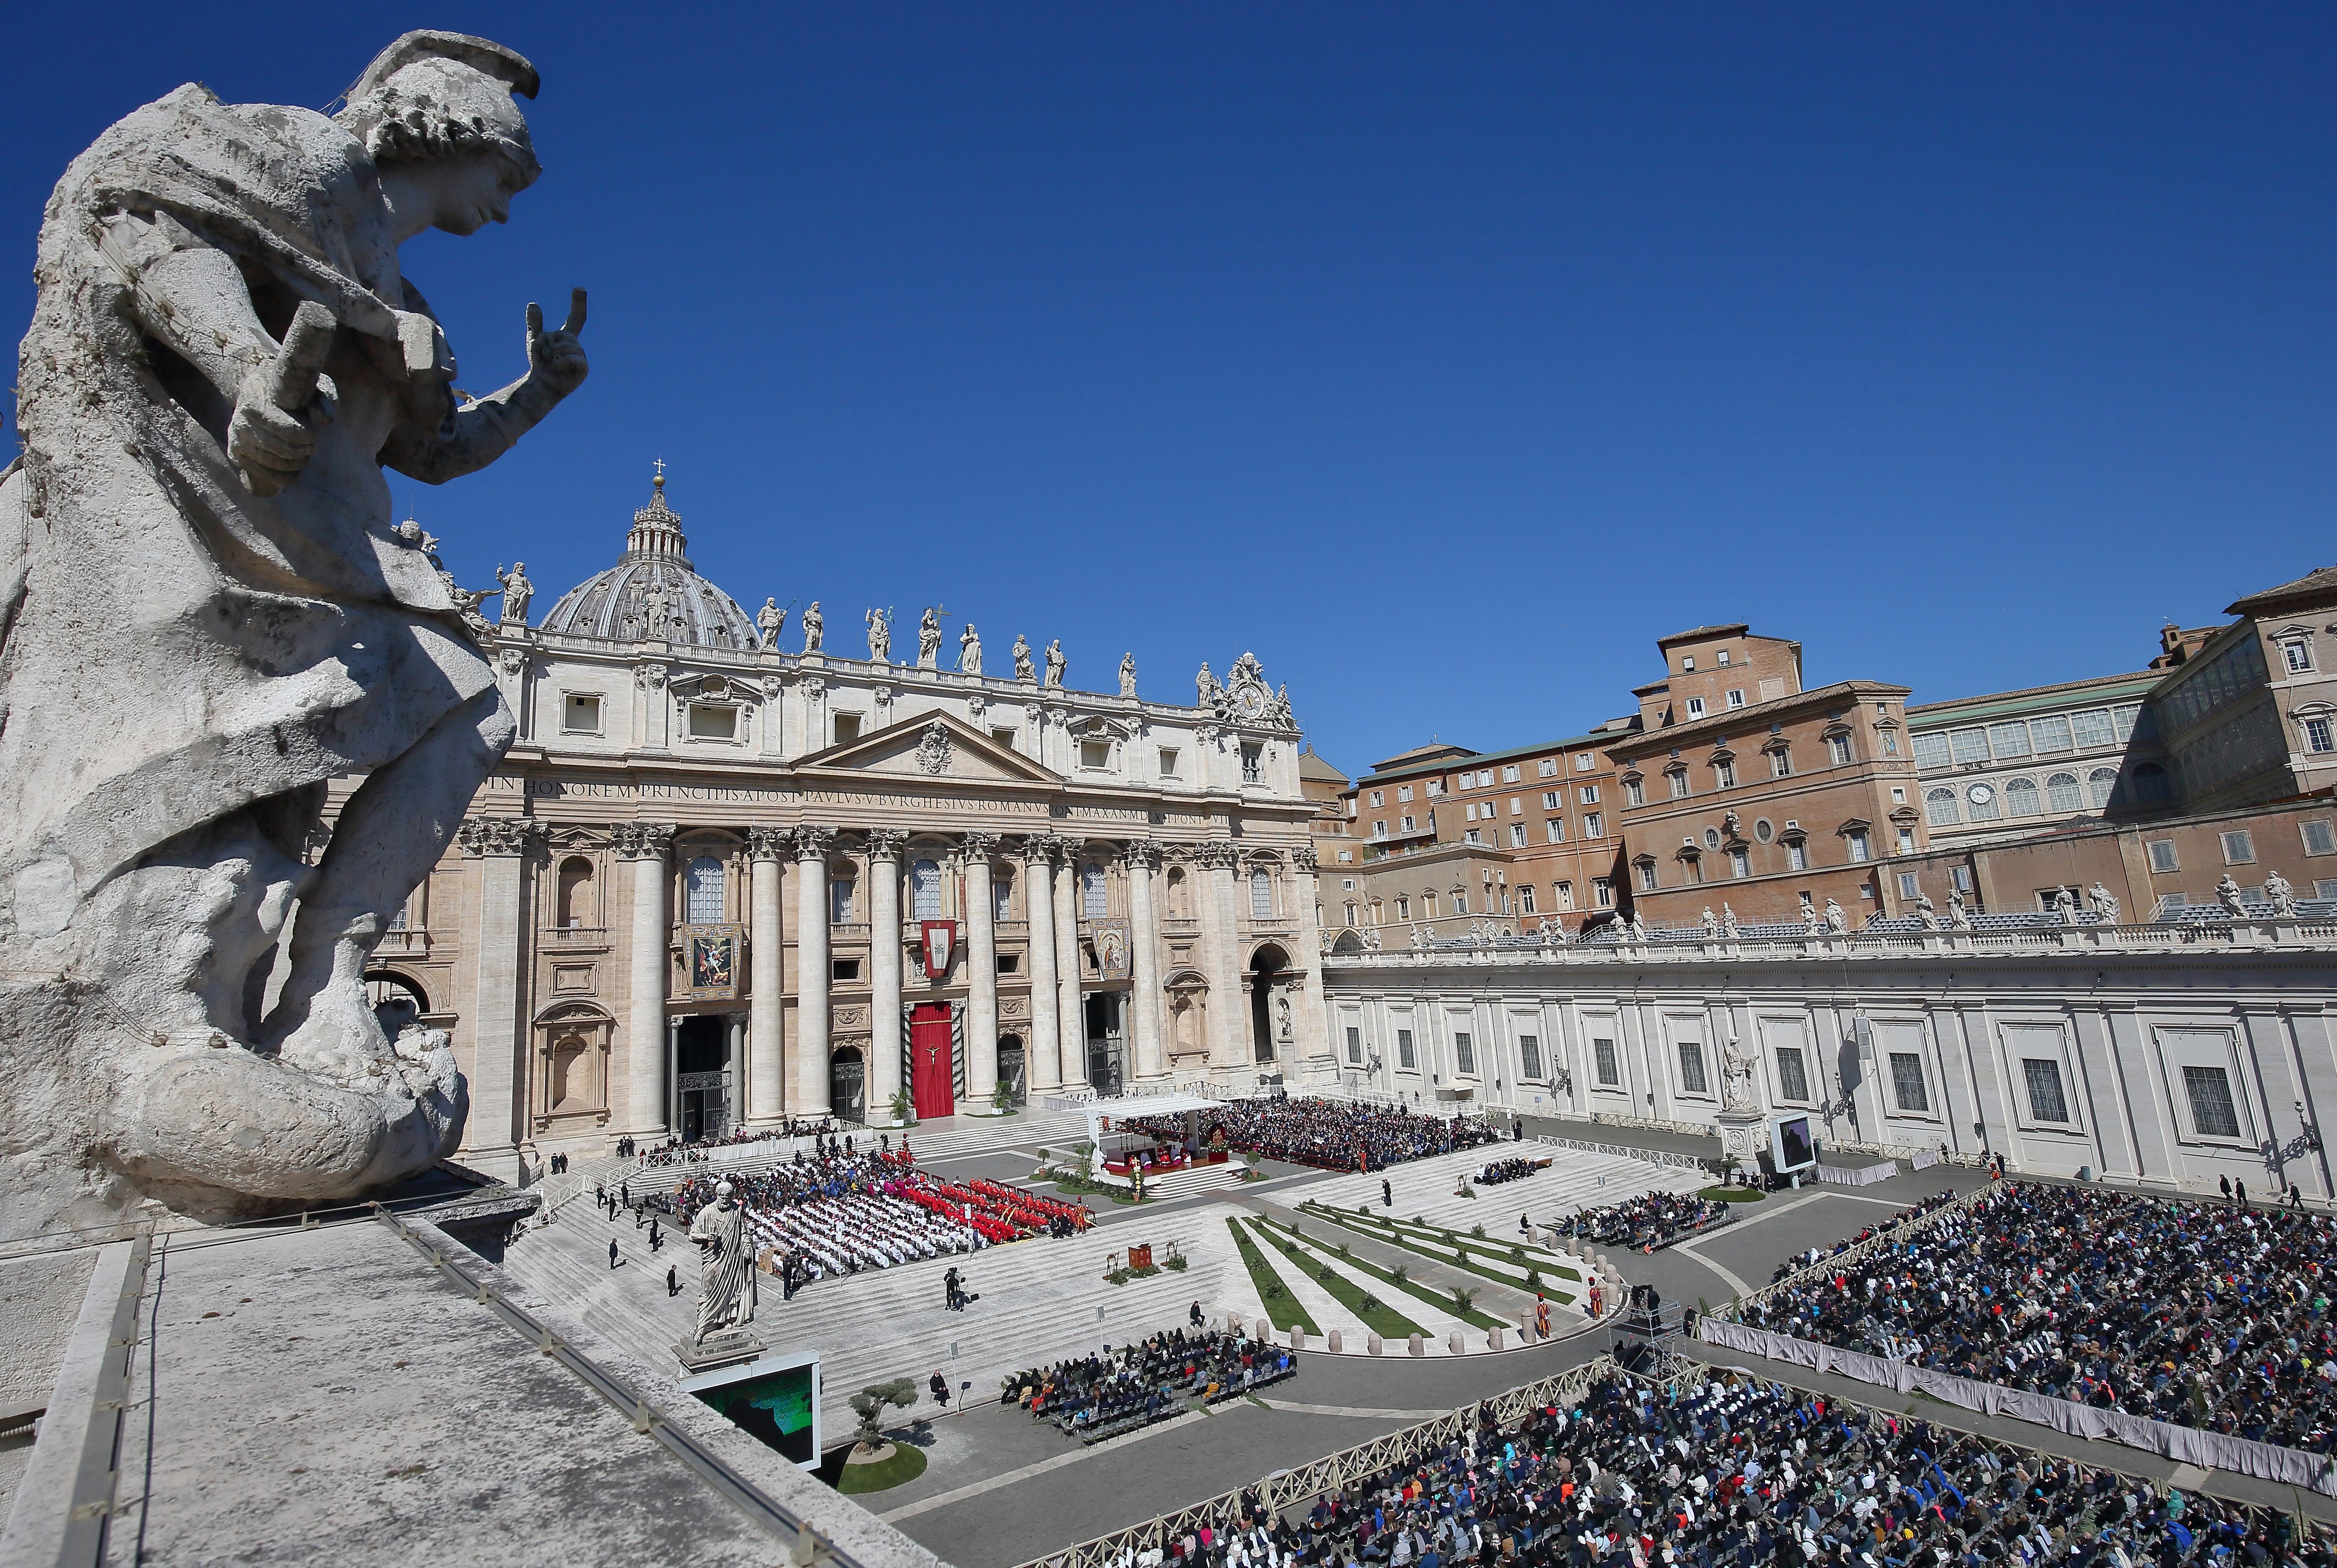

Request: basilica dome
left=538, top=470, right=761, bottom=648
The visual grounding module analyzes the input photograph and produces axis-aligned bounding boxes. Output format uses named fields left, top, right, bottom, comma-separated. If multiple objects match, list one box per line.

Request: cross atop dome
left=626, top=461, right=689, bottom=563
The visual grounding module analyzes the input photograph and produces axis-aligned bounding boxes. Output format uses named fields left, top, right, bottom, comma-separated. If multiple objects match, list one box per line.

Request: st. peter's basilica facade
left=360, top=475, right=1328, bottom=1175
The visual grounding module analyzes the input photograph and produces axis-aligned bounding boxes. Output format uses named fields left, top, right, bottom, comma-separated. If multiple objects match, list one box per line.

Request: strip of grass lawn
left=1246, top=1218, right=1424, bottom=1341
left=1299, top=1205, right=1582, bottom=1295
left=1226, top=1217, right=1320, bottom=1336
left=1314, top=1205, right=1580, bottom=1277
left=1261, top=1217, right=1502, bottom=1330
left=1698, top=1185, right=1765, bottom=1203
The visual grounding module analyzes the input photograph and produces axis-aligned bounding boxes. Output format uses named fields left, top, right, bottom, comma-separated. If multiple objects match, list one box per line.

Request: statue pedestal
left=1714, top=1107, right=1767, bottom=1174
left=675, top=1327, right=764, bottom=1375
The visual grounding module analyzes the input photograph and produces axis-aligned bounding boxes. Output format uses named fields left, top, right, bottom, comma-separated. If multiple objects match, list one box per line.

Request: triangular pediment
left=797, top=711, right=1062, bottom=786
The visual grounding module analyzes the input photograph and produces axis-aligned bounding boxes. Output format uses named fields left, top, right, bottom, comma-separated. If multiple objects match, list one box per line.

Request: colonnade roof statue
left=0, top=30, right=587, bottom=1236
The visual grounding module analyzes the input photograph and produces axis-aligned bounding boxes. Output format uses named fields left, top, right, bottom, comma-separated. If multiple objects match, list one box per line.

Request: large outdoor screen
left=680, top=1350, right=821, bottom=1469
left=1771, top=1114, right=1818, bottom=1173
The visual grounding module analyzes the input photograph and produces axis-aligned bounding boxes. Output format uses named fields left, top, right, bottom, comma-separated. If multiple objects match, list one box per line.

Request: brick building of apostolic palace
left=351, top=473, right=1331, bottom=1181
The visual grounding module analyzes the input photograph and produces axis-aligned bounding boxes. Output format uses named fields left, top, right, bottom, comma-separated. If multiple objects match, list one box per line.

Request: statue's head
left=337, top=32, right=543, bottom=233
left=716, top=1178, right=736, bottom=1204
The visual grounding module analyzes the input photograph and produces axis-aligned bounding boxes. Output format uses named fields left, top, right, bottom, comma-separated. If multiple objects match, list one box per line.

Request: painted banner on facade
left=920, top=919, right=957, bottom=980
left=680, top=924, right=744, bottom=1000
left=1090, top=917, right=1132, bottom=981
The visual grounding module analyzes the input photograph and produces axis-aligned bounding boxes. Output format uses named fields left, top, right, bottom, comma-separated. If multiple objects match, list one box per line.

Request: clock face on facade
left=1966, top=783, right=1995, bottom=806
left=1235, top=684, right=1265, bottom=718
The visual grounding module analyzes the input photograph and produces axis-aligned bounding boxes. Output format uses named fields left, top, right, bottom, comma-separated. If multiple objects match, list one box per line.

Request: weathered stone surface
left=0, top=31, right=588, bottom=1238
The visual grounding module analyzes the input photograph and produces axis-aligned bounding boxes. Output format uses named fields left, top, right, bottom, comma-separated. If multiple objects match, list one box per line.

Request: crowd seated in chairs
left=1199, top=1369, right=2326, bottom=1568
left=631, top=1117, right=846, bottom=1168
left=1555, top=1190, right=1730, bottom=1251
left=1475, top=1157, right=1548, bottom=1187
left=1122, top=1099, right=1498, bottom=1174
left=1002, top=1327, right=1295, bottom=1444
left=1765, top=1189, right=1964, bottom=1285
left=1745, top=1181, right=2337, bottom=1454
left=655, top=1151, right=1090, bottom=1288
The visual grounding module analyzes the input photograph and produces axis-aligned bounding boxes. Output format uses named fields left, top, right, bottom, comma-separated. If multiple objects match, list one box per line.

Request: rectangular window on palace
left=1519, top=1034, right=1543, bottom=1080
left=2071, top=709, right=2115, bottom=749
left=1592, top=877, right=1613, bottom=907
left=1730, top=848, right=1749, bottom=878
left=1593, top=1037, right=1620, bottom=1087
left=1686, top=697, right=1706, bottom=718
left=563, top=692, right=603, bottom=734
left=1727, top=689, right=1745, bottom=709
left=1346, top=1026, right=1362, bottom=1065
left=1889, top=1052, right=1928, bottom=1113
left=1454, top=1031, right=1476, bottom=1076
left=829, top=880, right=855, bottom=923
left=1509, top=825, right=1527, bottom=847
left=2222, top=830, right=2255, bottom=865
left=2148, top=840, right=2180, bottom=873
left=1539, top=758, right=1558, bottom=777
left=2023, top=1058, right=2071, bottom=1123
left=2305, top=820, right=2337, bottom=856
left=2183, top=1065, right=2242, bottom=1139
left=1787, top=841, right=1809, bottom=871
left=1676, top=1039, right=1708, bottom=1095
left=1556, top=881, right=1575, bottom=910
left=1519, top=886, right=1536, bottom=914
left=1580, top=785, right=1600, bottom=804
left=2031, top=715, right=2073, bottom=753
left=1987, top=721, right=2031, bottom=760
left=1396, top=1028, right=1416, bottom=1069
left=1370, top=791, right=1384, bottom=808
left=1502, top=765, right=1521, bottom=783
left=2308, top=717, right=2336, bottom=754
left=1576, top=753, right=1594, bottom=771
left=1847, top=831, right=1870, bottom=863
left=1397, top=785, right=1413, bottom=803
left=1898, top=871, right=1919, bottom=899
left=1157, top=746, right=1179, bottom=777
left=1828, top=734, right=1852, bottom=766
left=1584, top=813, right=1604, bottom=837
left=1911, top=732, right=1952, bottom=770
left=1771, top=750, right=1792, bottom=779
left=1546, top=818, right=1565, bottom=844
left=1773, top=1047, right=1809, bottom=1102
left=1949, top=728, right=1990, bottom=765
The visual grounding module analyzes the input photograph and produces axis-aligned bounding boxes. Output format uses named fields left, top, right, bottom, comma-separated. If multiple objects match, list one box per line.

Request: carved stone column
left=793, top=825, right=836, bottom=1115
left=1289, top=844, right=1332, bottom=1071
left=746, top=826, right=789, bottom=1126
left=1123, top=840, right=1168, bottom=1083
left=1053, top=836, right=1087, bottom=1087
left=866, top=829, right=908, bottom=1124
left=457, top=817, right=539, bottom=1178
left=616, top=821, right=676, bottom=1138
left=1198, top=840, right=1246, bottom=1068
left=1022, top=837, right=1062, bottom=1092
left=962, top=832, right=1002, bottom=1112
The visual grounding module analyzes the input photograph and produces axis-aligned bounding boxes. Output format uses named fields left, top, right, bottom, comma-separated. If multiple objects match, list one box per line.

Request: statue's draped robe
left=690, top=1198, right=757, bottom=1339
left=2, top=82, right=492, bottom=916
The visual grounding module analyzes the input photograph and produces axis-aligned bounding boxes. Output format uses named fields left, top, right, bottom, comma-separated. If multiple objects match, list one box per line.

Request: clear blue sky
left=6, top=5, right=2331, bottom=776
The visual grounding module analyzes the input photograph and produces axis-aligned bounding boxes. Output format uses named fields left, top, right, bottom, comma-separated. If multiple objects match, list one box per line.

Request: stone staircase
left=1138, top=1162, right=1249, bottom=1201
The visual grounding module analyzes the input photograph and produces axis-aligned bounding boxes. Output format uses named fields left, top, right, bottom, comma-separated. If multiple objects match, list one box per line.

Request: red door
left=911, top=1003, right=955, bottom=1120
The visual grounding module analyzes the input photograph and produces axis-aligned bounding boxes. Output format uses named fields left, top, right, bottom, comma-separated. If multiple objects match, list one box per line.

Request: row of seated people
left=1120, top=1370, right=2325, bottom=1568
left=1765, top=1189, right=1964, bottom=1284
left=1003, top=1328, right=1296, bottom=1443
left=1475, top=1157, right=1547, bottom=1187
left=1744, top=1179, right=2337, bottom=1453
left=1554, top=1189, right=1730, bottom=1251
left=1122, top=1098, right=1500, bottom=1174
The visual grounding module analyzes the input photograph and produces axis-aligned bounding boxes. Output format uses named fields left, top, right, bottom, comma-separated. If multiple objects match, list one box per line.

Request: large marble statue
left=1719, top=1034, right=1757, bottom=1111
left=2267, top=870, right=2298, bottom=917
left=917, top=606, right=942, bottom=669
left=2217, top=873, right=2248, bottom=918
left=1045, top=639, right=1067, bottom=687
left=688, top=1178, right=758, bottom=1342
left=802, top=600, right=823, bottom=653
left=959, top=622, right=982, bottom=675
left=1012, top=634, right=1034, bottom=682
left=757, top=597, right=786, bottom=648
left=1120, top=652, right=1138, bottom=698
left=1196, top=662, right=1219, bottom=706
left=2087, top=882, right=2121, bottom=924
left=0, top=32, right=587, bottom=1233
left=495, top=561, right=533, bottom=624
left=865, top=606, right=890, bottom=663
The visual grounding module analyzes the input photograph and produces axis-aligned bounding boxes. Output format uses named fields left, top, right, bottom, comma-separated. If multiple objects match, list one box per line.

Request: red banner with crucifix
left=920, top=919, right=958, bottom=980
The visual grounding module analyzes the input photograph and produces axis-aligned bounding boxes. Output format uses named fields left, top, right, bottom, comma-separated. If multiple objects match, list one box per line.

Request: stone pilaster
left=1289, top=843, right=1332, bottom=1072
left=962, top=832, right=1003, bottom=1111
left=1123, top=840, right=1167, bottom=1083
left=614, top=821, right=676, bottom=1139
left=1022, top=837, right=1062, bottom=1092
left=455, top=817, right=540, bottom=1179
left=865, top=828, right=908, bottom=1124
left=746, top=825, right=789, bottom=1126
left=1053, top=836, right=1087, bottom=1087
left=792, top=825, right=836, bottom=1116
left=1197, top=840, right=1245, bottom=1067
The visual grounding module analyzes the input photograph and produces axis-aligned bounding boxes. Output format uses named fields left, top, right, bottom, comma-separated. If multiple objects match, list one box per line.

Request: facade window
left=1519, top=1034, right=1543, bottom=1079
left=1346, top=1026, right=1363, bottom=1065
left=1583, top=812, right=1604, bottom=837
left=1519, top=886, right=1537, bottom=914
left=1545, top=818, right=1566, bottom=843
left=1667, top=768, right=1689, bottom=799
left=2133, top=763, right=2169, bottom=804
left=2087, top=768, right=2118, bottom=810
left=1501, top=765, right=1521, bottom=783
left=1397, top=785, right=1413, bottom=803
left=1950, top=728, right=1990, bottom=765
left=1393, top=895, right=1412, bottom=921
left=2183, top=1065, right=2242, bottom=1139
left=1676, top=1040, right=1708, bottom=1095
left=1078, top=861, right=1105, bottom=916
left=2221, top=830, right=2255, bottom=865
left=2023, top=1058, right=2071, bottom=1123
left=1397, top=1029, right=1416, bottom=1069
left=832, top=713, right=861, bottom=744
left=1681, top=656, right=1696, bottom=672
left=1452, top=889, right=1469, bottom=913
left=1463, top=829, right=1483, bottom=845
left=1624, top=778, right=1645, bottom=807
left=2031, top=715, right=2073, bottom=753
left=554, top=857, right=593, bottom=928
left=2046, top=773, right=2083, bottom=812
left=2283, top=639, right=2315, bottom=674
left=1080, top=738, right=1113, bottom=770
left=1827, top=734, right=1853, bottom=766
left=1637, top=861, right=1659, bottom=892
left=2147, top=839, right=2180, bottom=873
left=1846, top=830, right=1870, bottom=862
left=1988, top=721, right=2032, bottom=761
left=1686, top=696, right=1706, bottom=718
left=2307, top=716, right=2336, bottom=753
left=2304, top=820, right=2337, bottom=856
left=1575, top=753, right=1594, bottom=771
left=1556, top=880, right=1575, bottom=910
left=994, top=873, right=1014, bottom=921
left=1966, top=784, right=2001, bottom=822
left=1912, top=733, right=1952, bottom=769
left=1369, top=790, right=1384, bottom=808
left=829, top=877, right=855, bottom=924
left=1344, top=901, right=1358, bottom=925
left=1509, top=824, right=1527, bottom=847
left=1454, top=1032, right=1476, bottom=1076
left=2005, top=777, right=2040, bottom=816
left=1889, top=1052, right=1929, bottom=1113
left=911, top=858, right=944, bottom=919
left=562, top=692, right=603, bottom=734
left=1240, top=745, right=1263, bottom=784
left=1400, top=815, right=1416, bottom=832
left=1786, top=840, right=1809, bottom=871
left=1422, top=892, right=1437, bottom=917
left=1373, top=821, right=1387, bottom=838
left=1249, top=868, right=1275, bottom=918
left=1579, top=785, right=1600, bottom=804
left=1593, top=1037, right=1620, bottom=1087
left=683, top=855, right=725, bottom=924
left=1714, top=759, right=1736, bottom=789
left=1717, top=650, right=1731, bottom=666
left=1543, top=790, right=1561, bottom=809
left=1773, top=1046, right=1810, bottom=1102
left=1770, top=748, right=1792, bottom=779
left=1509, top=797, right=1524, bottom=816
left=1897, top=870, right=1920, bottom=899
left=1592, top=877, right=1613, bottom=907
left=1426, top=781, right=1443, bottom=797
left=1952, top=865, right=1973, bottom=892
left=1538, top=758, right=1558, bottom=777
left=2069, top=708, right=2114, bottom=748
left=687, top=703, right=739, bottom=741
left=1726, top=689, right=1745, bottom=709
left=1896, top=826, right=1916, bottom=854
left=1156, top=745, right=1179, bottom=779
left=1924, top=788, right=1960, bottom=826
left=1729, top=847, right=1749, bottom=878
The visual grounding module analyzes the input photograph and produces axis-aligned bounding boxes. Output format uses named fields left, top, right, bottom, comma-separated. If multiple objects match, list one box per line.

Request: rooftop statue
left=0, top=31, right=587, bottom=1234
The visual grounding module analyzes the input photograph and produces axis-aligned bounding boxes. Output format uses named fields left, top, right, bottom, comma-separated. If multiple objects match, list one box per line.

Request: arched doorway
left=364, top=971, right=428, bottom=1041
left=674, top=1014, right=734, bottom=1142
left=996, top=1034, right=1027, bottom=1106
left=829, top=1046, right=866, bottom=1125
left=1248, top=944, right=1290, bottom=1063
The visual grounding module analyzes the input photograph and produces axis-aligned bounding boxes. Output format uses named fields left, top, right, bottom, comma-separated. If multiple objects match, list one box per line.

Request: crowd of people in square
left=1554, top=1191, right=1731, bottom=1251
left=1002, top=1324, right=1296, bottom=1443
left=1475, top=1157, right=1547, bottom=1188
left=1151, top=1370, right=2327, bottom=1568
left=1763, top=1190, right=1965, bottom=1286
left=629, top=1116, right=851, bottom=1169
left=651, top=1145, right=1090, bottom=1292
left=1122, top=1100, right=1501, bottom=1174
left=1743, top=1181, right=2337, bottom=1453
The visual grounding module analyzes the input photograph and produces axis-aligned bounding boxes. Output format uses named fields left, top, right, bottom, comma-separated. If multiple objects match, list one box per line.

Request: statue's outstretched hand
left=526, top=288, right=589, bottom=396
left=231, top=300, right=336, bottom=497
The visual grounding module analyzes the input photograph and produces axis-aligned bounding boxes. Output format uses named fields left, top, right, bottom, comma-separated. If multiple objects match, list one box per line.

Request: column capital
left=456, top=817, right=544, bottom=858
left=610, top=821, right=676, bottom=860
left=1195, top=840, right=1242, bottom=871
left=792, top=824, right=837, bottom=862
left=1291, top=844, right=1320, bottom=873
left=960, top=830, right=1003, bottom=859
left=1020, top=833, right=1064, bottom=866
left=864, top=827, right=910, bottom=862
left=1119, top=839, right=1163, bottom=872
left=747, top=825, right=791, bottom=862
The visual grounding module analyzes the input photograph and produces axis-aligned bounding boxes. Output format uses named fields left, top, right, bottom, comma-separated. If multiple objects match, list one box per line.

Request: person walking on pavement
left=608, top=1239, right=620, bottom=1271
left=1189, top=1300, right=1205, bottom=1329
left=2293, top=1183, right=2306, bottom=1210
left=1381, top=1178, right=1393, bottom=1208
left=2222, top=1174, right=2234, bottom=1202
left=649, top=1216, right=661, bottom=1252
left=929, top=1371, right=950, bottom=1412
left=666, top=1263, right=679, bottom=1297
left=2236, top=1180, right=2249, bottom=1209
